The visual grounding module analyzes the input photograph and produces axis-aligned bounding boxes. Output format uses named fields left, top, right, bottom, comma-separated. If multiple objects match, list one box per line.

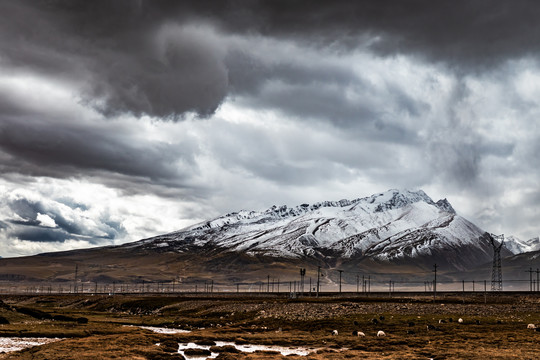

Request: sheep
left=371, top=318, right=379, bottom=324
left=377, top=330, right=386, bottom=337
left=458, top=318, right=464, bottom=324
left=352, top=330, right=365, bottom=337
left=426, top=324, right=436, bottom=331
left=407, top=330, right=415, bottom=335
left=475, top=319, right=481, bottom=325
left=527, top=323, right=536, bottom=329
left=331, top=330, right=338, bottom=336
left=353, top=320, right=359, bottom=326
left=379, top=315, right=385, bottom=321
left=408, top=321, right=415, bottom=327
left=438, top=319, right=446, bottom=324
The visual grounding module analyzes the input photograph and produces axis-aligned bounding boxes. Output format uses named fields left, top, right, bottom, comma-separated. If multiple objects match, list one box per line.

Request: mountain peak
left=371, top=189, right=433, bottom=212
left=135, top=188, right=491, bottom=273
left=435, top=198, right=456, bottom=214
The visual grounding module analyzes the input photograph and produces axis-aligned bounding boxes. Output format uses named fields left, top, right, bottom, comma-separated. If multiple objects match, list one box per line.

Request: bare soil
left=0, top=293, right=538, bottom=359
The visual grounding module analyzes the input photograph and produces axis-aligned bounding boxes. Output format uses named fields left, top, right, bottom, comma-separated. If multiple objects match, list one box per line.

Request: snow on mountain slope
left=505, top=236, right=540, bottom=254
left=131, top=189, right=492, bottom=269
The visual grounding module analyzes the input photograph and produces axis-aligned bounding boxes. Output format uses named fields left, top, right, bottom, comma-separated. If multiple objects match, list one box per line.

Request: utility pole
left=433, top=263, right=438, bottom=301
left=300, top=268, right=306, bottom=295
left=74, top=264, right=78, bottom=294
left=526, top=268, right=534, bottom=292
left=356, top=274, right=359, bottom=293
left=317, top=266, right=321, bottom=298
left=267, top=275, right=270, bottom=293
left=338, top=270, right=343, bottom=293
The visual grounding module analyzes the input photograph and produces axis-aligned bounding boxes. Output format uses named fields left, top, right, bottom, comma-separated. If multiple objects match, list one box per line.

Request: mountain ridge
left=127, top=189, right=507, bottom=273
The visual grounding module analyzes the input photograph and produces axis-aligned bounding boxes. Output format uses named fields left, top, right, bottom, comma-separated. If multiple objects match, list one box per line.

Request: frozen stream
left=139, top=326, right=191, bottom=334
left=178, top=341, right=315, bottom=359
left=0, top=337, right=62, bottom=353
left=135, top=326, right=316, bottom=358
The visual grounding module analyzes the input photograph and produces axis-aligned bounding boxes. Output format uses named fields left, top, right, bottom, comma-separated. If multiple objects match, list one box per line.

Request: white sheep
left=527, top=323, right=536, bottom=329
left=331, top=329, right=338, bottom=336
left=458, top=318, right=464, bottom=324
left=377, top=330, right=386, bottom=337
left=352, top=330, right=365, bottom=336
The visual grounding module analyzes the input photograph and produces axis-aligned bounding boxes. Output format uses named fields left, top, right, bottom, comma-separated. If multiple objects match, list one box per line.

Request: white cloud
left=36, top=213, right=56, bottom=228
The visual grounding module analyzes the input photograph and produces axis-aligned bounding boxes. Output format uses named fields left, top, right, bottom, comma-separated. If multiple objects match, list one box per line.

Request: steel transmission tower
left=489, top=233, right=504, bottom=291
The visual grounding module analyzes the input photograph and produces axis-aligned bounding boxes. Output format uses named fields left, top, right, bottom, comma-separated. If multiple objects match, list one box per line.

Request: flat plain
left=0, top=293, right=538, bottom=359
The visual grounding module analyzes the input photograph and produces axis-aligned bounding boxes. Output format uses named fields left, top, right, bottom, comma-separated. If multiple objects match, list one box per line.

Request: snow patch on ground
left=0, top=337, right=63, bottom=353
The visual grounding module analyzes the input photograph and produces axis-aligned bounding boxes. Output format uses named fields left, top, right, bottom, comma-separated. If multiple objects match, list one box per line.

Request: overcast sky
left=1, top=0, right=539, bottom=257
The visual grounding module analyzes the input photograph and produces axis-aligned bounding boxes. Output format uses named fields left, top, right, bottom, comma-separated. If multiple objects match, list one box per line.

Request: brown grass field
left=0, top=293, right=538, bottom=359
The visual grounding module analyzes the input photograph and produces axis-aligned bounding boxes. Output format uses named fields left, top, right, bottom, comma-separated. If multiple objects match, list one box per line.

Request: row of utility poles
left=525, top=268, right=540, bottom=292
left=69, top=264, right=540, bottom=296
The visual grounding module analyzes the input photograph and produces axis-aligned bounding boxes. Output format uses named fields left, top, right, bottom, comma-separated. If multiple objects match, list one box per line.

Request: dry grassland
left=0, top=293, right=537, bottom=359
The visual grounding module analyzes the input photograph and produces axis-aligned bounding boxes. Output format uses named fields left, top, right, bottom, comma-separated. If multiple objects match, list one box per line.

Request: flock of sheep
left=329, top=315, right=539, bottom=337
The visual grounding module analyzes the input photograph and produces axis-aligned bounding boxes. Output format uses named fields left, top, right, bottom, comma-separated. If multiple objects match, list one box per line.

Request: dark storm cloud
left=11, top=228, right=69, bottom=243
left=3, top=194, right=126, bottom=244
left=2, top=0, right=539, bottom=121
left=219, top=0, right=540, bottom=70
left=0, top=118, right=198, bottom=186
left=0, top=1, right=228, bottom=119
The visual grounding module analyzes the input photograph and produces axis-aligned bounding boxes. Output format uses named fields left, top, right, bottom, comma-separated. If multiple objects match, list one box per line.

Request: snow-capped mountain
left=129, top=189, right=503, bottom=271
left=504, top=236, right=540, bottom=254
left=0, top=189, right=518, bottom=283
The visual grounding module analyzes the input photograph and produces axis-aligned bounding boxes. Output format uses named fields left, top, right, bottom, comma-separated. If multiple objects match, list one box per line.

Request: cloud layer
left=1, top=1, right=540, bottom=256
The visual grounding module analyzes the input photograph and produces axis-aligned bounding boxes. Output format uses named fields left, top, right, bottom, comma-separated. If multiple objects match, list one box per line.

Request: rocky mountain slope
left=126, top=189, right=506, bottom=273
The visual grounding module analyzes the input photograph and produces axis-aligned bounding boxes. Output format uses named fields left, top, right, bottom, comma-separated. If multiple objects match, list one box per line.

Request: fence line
left=0, top=277, right=538, bottom=295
